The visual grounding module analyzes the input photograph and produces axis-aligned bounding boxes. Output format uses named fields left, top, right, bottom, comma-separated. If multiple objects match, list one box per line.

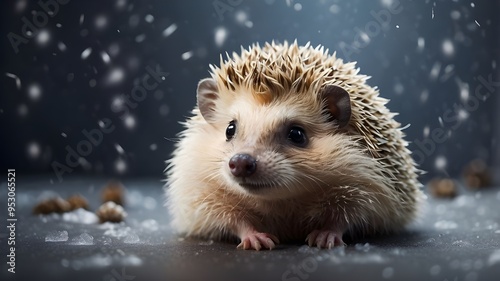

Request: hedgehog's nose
left=229, top=154, right=257, bottom=177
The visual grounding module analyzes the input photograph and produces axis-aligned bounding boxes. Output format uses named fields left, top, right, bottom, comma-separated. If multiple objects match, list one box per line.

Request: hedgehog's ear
left=197, top=78, right=219, bottom=123
left=320, top=85, right=351, bottom=128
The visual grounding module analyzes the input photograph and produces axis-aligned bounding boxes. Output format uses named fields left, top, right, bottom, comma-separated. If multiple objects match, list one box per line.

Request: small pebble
left=96, top=201, right=127, bottom=223
left=427, top=178, right=457, bottom=198
left=33, top=197, right=71, bottom=214
left=462, top=159, right=491, bottom=189
left=67, top=194, right=89, bottom=210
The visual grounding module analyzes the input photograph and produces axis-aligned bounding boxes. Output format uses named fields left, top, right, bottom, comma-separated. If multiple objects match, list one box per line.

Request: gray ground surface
left=1, top=177, right=499, bottom=281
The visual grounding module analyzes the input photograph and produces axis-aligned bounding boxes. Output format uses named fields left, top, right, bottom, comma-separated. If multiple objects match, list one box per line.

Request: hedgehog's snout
left=229, top=153, right=257, bottom=178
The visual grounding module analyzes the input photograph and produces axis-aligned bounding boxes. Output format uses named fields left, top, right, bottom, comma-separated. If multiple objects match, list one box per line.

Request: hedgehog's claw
left=237, top=232, right=279, bottom=251
left=306, top=230, right=344, bottom=249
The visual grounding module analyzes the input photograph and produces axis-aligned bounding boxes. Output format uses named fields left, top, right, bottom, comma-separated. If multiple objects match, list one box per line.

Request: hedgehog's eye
left=226, top=120, right=236, bottom=141
left=287, top=126, right=308, bottom=147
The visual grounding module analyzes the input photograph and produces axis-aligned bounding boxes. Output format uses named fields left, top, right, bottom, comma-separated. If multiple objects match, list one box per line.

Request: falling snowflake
left=115, top=158, right=127, bottom=174
left=329, top=4, right=340, bottom=14
left=145, top=14, right=154, bottom=23
left=28, top=84, right=42, bottom=101
left=15, top=0, right=27, bottom=12
left=95, top=15, right=108, bottom=29
left=111, top=96, right=125, bottom=111
left=442, top=39, right=454, bottom=57
left=115, top=143, right=125, bottom=155
left=108, top=44, right=120, bottom=56
left=423, top=126, right=430, bottom=138
left=435, top=155, right=447, bottom=170
left=450, top=10, right=460, bottom=20
left=393, top=83, right=404, bottom=95
left=429, top=62, right=441, bottom=81
left=162, top=24, right=178, bottom=37
left=100, top=51, right=111, bottom=64
left=455, top=78, right=469, bottom=102
left=106, top=68, right=125, bottom=85
left=181, top=51, right=193, bottom=60
left=5, top=73, right=21, bottom=90
left=124, top=115, right=136, bottom=129
left=36, top=30, right=50, bottom=46
left=116, top=0, right=127, bottom=9
left=214, top=27, right=228, bottom=48
left=417, top=37, right=425, bottom=51
left=81, top=47, right=92, bottom=60
left=135, top=34, right=146, bottom=43
left=57, top=42, right=67, bottom=52
left=27, top=142, right=41, bottom=159
left=234, top=11, right=253, bottom=28
left=98, top=120, right=106, bottom=129
left=457, top=108, right=469, bottom=121
left=420, top=90, right=429, bottom=103
left=381, top=0, right=395, bottom=7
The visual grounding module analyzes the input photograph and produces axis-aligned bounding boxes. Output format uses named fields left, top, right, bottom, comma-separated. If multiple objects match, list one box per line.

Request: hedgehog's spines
left=207, top=41, right=421, bottom=227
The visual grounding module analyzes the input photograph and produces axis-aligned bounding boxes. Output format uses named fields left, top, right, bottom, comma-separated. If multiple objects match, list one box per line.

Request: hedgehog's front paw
left=306, top=230, right=345, bottom=249
left=237, top=232, right=280, bottom=251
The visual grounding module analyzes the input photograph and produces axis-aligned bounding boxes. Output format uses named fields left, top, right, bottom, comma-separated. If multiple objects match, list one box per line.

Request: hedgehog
left=166, top=41, right=422, bottom=250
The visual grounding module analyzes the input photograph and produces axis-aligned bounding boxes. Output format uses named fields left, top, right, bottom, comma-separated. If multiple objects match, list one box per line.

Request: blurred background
left=1, top=0, right=499, bottom=184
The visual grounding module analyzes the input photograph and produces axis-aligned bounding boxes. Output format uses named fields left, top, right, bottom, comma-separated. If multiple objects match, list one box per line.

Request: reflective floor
left=1, top=177, right=499, bottom=281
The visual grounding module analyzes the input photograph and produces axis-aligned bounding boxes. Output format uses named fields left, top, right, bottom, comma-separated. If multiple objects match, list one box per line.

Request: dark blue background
left=1, top=0, right=499, bottom=183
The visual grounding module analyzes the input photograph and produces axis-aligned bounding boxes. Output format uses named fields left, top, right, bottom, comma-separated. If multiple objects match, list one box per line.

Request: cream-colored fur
left=165, top=41, right=423, bottom=247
